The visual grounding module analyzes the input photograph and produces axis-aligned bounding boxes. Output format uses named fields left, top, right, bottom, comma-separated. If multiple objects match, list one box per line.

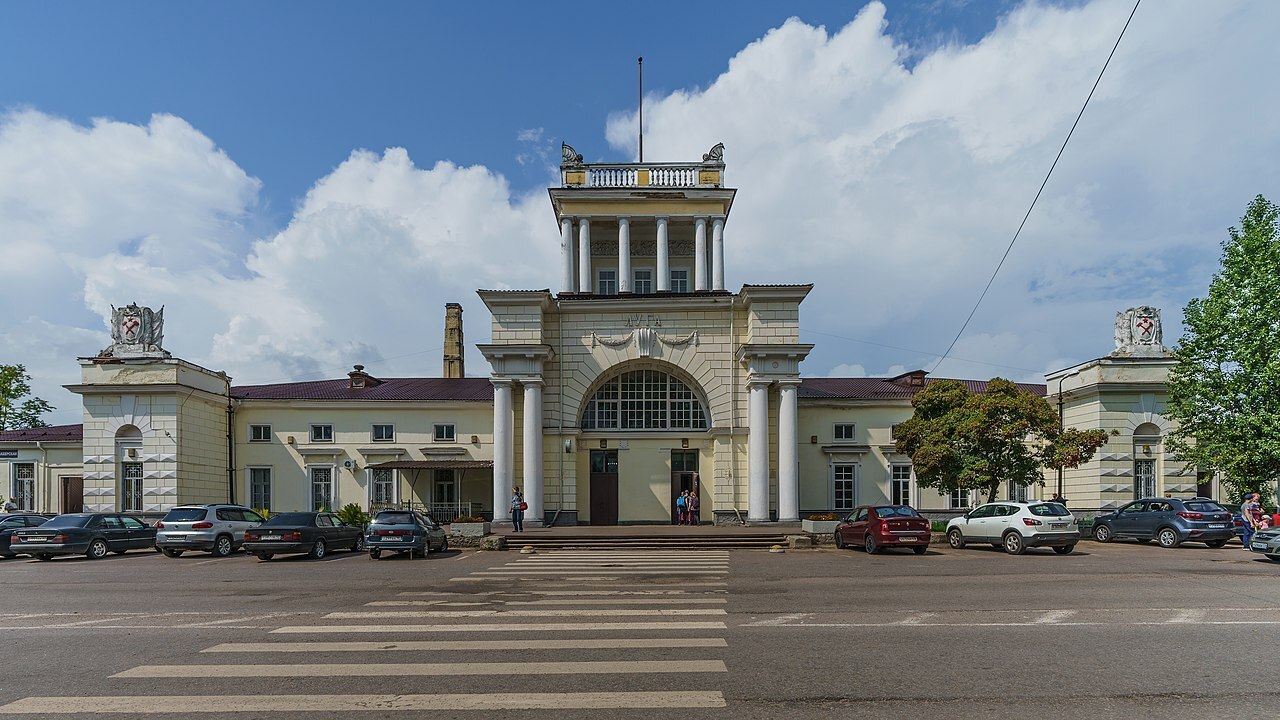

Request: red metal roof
left=800, top=377, right=1047, bottom=400
left=232, top=377, right=494, bottom=402
left=0, top=424, right=84, bottom=442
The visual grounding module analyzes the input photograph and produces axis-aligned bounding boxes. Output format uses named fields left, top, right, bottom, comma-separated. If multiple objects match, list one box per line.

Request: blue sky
left=1, top=0, right=1277, bottom=425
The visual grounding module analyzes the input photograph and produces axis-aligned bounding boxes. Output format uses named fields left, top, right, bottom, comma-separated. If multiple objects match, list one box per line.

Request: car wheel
left=256, top=553, right=273, bottom=561
left=912, top=545, right=927, bottom=555
left=1093, top=524, right=1113, bottom=543
left=1204, top=539, right=1228, bottom=549
left=947, top=529, right=966, bottom=549
left=160, top=548, right=184, bottom=558
left=833, top=531, right=845, bottom=549
left=86, top=539, right=109, bottom=560
left=1053, top=544, right=1075, bottom=555
left=351, top=535, right=365, bottom=553
left=1156, top=527, right=1181, bottom=548
left=211, top=535, right=234, bottom=558
left=1003, top=532, right=1026, bottom=555
left=308, top=538, right=327, bottom=560
left=441, top=536, right=449, bottom=552
left=369, top=549, right=382, bottom=560
left=864, top=535, right=879, bottom=554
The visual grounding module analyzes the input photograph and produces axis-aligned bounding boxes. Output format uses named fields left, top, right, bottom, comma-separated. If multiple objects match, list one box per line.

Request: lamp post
left=1056, top=369, right=1081, bottom=500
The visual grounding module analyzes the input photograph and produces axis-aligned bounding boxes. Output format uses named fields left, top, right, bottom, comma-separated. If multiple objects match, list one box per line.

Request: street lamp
left=1055, top=368, right=1082, bottom=500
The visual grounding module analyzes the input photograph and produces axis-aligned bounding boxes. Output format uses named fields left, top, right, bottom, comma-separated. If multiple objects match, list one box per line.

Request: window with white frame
left=310, top=424, right=333, bottom=443
left=371, top=424, right=394, bottom=442
left=13, top=463, right=35, bottom=511
left=1008, top=482, right=1029, bottom=502
left=833, top=464, right=857, bottom=512
left=633, top=268, right=653, bottom=294
left=891, top=464, right=912, bottom=506
left=1134, top=459, right=1156, bottom=498
left=834, top=423, right=856, bottom=442
left=371, top=468, right=395, bottom=506
left=249, top=467, right=272, bottom=511
left=581, top=370, right=708, bottom=431
left=121, top=462, right=144, bottom=512
left=597, top=268, right=618, bottom=295
left=433, top=423, right=456, bottom=442
left=249, top=424, right=271, bottom=442
left=950, top=488, right=971, bottom=509
left=310, top=466, right=334, bottom=511
left=670, top=268, right=690, bottom=293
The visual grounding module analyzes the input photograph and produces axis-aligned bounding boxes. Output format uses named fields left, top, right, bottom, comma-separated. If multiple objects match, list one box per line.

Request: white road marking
left=466, top=570, right=728, bottom=575
left=743, top=613, right=812, bottom=627
left=0, top=691, right=728, bottom=713
left=1034, top=610, right=1078, bottom=624
left=270, top=621, right=727, bottom=633
left=202, top=637, right=730, bottom=653
left=368, top=598, right=727, bottom=606
left=1166, top=609, right=1206, bottom=623
left=324, top=608, right=726, bottom=618
left=172, top=614, right=296, bottom=628
left=397, top=588, right=727, bottom=596
left=447, top=578, right=728, bottom=585
left=114, top=659, right=727, bottom=678
left=896, top=612, right=938, bottom=625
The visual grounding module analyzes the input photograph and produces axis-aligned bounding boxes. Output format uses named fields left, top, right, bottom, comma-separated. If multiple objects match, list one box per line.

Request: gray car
left=1248, top=528, right=1280, bottom=561
left=155, top=504, right=265, bottom=557
left=365, top=509, right=447, bottom=559
left=1091, top=497, right=1233, bottom=548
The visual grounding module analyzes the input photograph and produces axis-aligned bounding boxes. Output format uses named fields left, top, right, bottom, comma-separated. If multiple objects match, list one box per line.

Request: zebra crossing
left=0, top=549, right=735, bottom=715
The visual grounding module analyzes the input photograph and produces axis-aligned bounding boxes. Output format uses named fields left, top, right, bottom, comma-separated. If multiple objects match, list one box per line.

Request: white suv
left=946, top=501, right=1080, bottom=555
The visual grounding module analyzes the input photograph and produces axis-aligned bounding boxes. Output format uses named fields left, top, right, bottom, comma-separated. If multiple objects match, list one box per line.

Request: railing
left=370, top=501, right=480, bottom=524
left=561, top=162, right=723, bottom=189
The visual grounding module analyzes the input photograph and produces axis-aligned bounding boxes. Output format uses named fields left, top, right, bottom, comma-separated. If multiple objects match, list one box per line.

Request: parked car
left=155, top=504, right=265, bottom=558
left=834, top=505, right=931, bottom=554
left=10, top=513, right=157, bottom=560
left=946, top=501, right=1079, bottom=555
left=0, top=514, right=51, bottom=557
left=1249, top=527, right=1280, bottom=561
left=242, top=511, right=364, bottom=560
left=365, top=509, right=447, bottom=559
left=1091, top=497, right=1232, bottom=548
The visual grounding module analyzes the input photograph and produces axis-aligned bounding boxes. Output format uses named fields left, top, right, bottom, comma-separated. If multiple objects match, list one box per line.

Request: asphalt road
left=0, top=539, right=1276, bottom=719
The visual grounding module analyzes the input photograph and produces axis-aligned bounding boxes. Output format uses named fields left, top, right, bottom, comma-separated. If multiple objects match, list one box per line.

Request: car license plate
left=1252, top=543, right=1267, bottom=551
left=1208, top=524, right=1225, bottom=529
left=386, top=536, right=406, bottom=541
left=24, top=537, right=46, bottom=543
left=898, top=537, right=917, bottom=542
left=259, top=535, right=281, bottom=541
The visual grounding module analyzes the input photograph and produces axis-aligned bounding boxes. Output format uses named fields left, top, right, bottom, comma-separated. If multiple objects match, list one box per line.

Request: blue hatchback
left=1091, top=497, right=1233, bottom=548
left=365, top=510, right=447, bottom=559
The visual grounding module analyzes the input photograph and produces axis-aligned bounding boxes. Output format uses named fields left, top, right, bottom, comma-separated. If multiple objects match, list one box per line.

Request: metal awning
left=367, top=460, right=493, bottom=470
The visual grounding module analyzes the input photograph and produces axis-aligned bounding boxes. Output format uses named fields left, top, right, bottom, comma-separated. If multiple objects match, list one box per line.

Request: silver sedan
left=1248, top=528, right=1280, bottom=562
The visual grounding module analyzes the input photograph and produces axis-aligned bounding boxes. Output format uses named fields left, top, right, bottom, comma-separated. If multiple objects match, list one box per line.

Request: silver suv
left=155, top=505, right=265, bottom=557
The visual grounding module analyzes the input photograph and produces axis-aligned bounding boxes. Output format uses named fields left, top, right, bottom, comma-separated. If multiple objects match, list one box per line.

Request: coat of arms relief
left=1113, top=306, right=1167, bottom=357
left=99, top=303, right=170, bottom=358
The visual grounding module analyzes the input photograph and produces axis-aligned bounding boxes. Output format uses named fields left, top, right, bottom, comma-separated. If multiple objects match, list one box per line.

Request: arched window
left=581, top=369, right=708, bottom=431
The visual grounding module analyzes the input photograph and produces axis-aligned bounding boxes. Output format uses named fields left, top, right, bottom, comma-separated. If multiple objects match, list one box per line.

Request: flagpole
left=637, top=56, right=644, bottom=163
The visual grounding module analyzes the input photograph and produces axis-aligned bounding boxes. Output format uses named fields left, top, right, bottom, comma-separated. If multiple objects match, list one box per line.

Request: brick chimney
left=444, top=303, right=465, bottom=378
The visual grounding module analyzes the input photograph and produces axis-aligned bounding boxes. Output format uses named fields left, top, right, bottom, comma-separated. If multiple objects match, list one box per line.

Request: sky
left=1, top=0, right=1277, bottom=426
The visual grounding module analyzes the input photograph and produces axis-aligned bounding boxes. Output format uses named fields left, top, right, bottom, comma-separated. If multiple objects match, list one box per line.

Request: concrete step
left=504, top=534, right=788, bottom=550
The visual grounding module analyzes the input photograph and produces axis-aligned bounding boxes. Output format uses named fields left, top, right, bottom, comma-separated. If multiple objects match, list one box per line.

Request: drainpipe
left=36, top=441, right=47, bottom=513
left=226, top=397, right=236, bottom=505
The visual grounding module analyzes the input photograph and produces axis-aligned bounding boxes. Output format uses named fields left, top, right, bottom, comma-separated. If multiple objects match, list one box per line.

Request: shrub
left=453, top=515, right=485, bottom=523
left=253, top=507, right=272, bottom=520
left=336, top=502, right=369, bottom=528
left=806, top=513, right=839, bottom=521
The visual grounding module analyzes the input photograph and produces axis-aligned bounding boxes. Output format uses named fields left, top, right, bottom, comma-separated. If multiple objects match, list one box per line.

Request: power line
left=931, top=0, right=1142, bottom=373
left=799, top=327, right=1042, bottom=375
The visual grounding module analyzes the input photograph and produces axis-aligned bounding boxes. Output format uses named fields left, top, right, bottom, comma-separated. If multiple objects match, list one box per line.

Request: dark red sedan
left=834, top=505, right=932, bottom=554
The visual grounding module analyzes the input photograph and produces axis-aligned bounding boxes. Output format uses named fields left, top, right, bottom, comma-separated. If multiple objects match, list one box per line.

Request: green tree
left=1167, top=195, right=1280, bottom=502
left=894, top=378, right=1107, bottom=504
left=0, top=364, right=54, bottom=431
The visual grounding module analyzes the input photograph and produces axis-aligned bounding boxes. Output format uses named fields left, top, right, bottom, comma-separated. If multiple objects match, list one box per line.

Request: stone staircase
left=502, top=532, right=789, bottom=550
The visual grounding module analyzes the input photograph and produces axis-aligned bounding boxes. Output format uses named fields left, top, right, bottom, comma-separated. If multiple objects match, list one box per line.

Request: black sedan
left=0, top=514, right=51, bottom=557
left=11, top=513, right=157, bottom=560
left=242, top=512, right=364, bottom=560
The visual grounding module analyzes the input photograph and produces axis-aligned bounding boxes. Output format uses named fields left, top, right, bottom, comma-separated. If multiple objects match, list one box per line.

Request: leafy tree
left=1167, top=195, right=1280, bottom=502
left=0, top=364, right=54, bottom=431
left=894, top=378, right=1107, bottom=504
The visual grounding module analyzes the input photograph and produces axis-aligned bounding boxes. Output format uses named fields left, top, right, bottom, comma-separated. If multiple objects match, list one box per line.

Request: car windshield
left=1185, top=502, right=1225, bottom=513
left=263, top=513, right=313, bottom=526
left=875, top=506, right=919, bottom=518
left=1028, top=503, right=1071, bottom=517
left=162, top=508, right=207, bottom=522
left=42, top=515, right=93, bottom=528
left=373, top=512, right=417, bottom=525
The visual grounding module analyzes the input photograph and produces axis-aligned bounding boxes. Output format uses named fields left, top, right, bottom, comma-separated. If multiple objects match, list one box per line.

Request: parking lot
left=0, top=540, right=1275, bottom=718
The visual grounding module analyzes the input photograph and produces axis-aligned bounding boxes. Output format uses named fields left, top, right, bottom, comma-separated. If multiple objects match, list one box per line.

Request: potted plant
left=802, top=513, right=841, bottom=535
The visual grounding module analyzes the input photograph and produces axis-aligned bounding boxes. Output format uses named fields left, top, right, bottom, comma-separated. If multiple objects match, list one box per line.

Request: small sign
left=0, top=451, right=18, bottom=459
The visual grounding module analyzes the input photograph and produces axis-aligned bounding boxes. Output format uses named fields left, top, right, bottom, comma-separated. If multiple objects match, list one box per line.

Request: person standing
left=2, top=498, right=15, bottom=513
left=1240, top=492, right=1262, bottom=551
left=688, top=488, right=700, bottom=526
left=510, top=487, right=525, bottom=533
left=675, top=491, right=687, bottom=526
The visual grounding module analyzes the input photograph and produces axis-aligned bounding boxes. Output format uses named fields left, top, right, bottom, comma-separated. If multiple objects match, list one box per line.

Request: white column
left=560, top=218, right=576, bottom=293
left=522, top=380, right=543, bottom=526
left=492, top=380, right=514, bottom=522
left=578, top=219, right=592, bottom=294
left=694, top=217, right=708, bottom=292
left=777, top=380, right=800, bottom=522
left=656, top=217, right=670, bottom=292
left=617, top=217, right=631, bottom=293
left=747, top=380, right=771, bottom=522
left=711, top=217, right=725, bottom=291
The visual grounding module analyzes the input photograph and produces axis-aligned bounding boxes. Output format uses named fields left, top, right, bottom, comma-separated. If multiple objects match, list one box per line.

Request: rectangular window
left=121, top=462, right=144, bottom=512
left=950, top=489, right=971, bottom=509
left=891, top=465, right=912, bottom=506
left=249, top=424, right=271, bottom=443
left=833, top=464, right=857, bottom=512
left=1134, top=459, right=1156, bottom=498
left=371, top=468, right=395, bottom=506
left=310, top=466, right=334, bottom=511
left=249, top=467, right=272, bottom=511
left=670, top=268, right=690, bottom=293
left=1008, top=483, right=1029, bottom=502
left=310, top=424, right=333, bottom=443
left=371, top=424, right=394, bottom=442
left=620, top=369, right=667, bottom=429
left=597, top=268, right=618, bottom=295
left=13, top=463, right=35, bottom=511
left=433, top=423, right=456, bottom=442
left=633, top=268, right=653, bottom=294
left=834, top=423, right=856, bottom=442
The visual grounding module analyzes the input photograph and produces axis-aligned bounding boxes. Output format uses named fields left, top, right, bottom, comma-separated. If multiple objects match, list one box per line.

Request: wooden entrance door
left=60, top=476, right=83, bottom=514
left=589, top=450, right=619, bottom=526
left=670, top=450, right=699, bottom=524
